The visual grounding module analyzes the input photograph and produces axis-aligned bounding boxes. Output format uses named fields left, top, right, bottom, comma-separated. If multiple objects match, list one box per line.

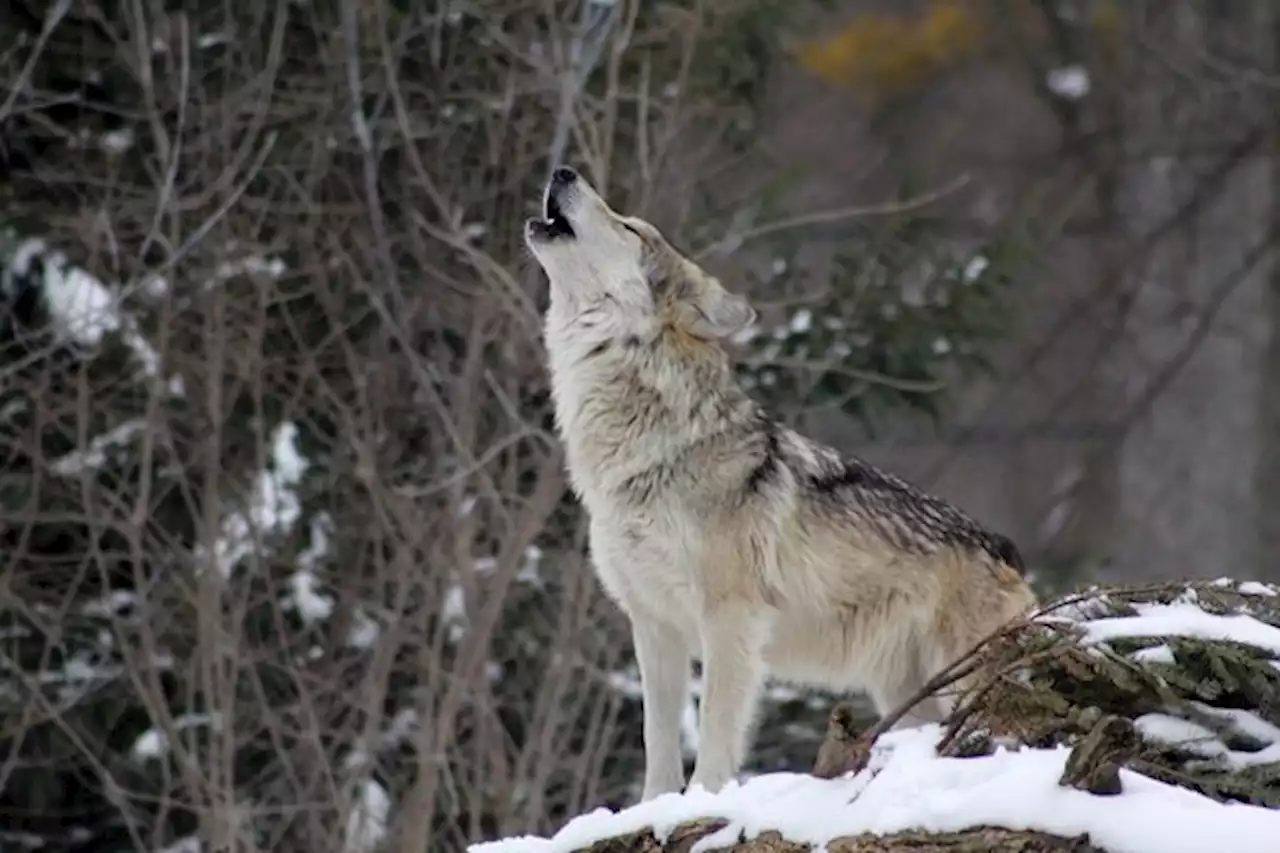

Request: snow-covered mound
left=470, top=580, right=1280, bottom=853
left=475, top=724, right=1278, bottom=853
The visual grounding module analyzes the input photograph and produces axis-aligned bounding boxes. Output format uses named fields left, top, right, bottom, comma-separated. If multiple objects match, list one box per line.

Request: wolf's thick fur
left=525, top=167, right=1037, bottom=800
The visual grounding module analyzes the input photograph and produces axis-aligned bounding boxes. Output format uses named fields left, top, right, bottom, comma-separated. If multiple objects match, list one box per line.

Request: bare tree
left=0, top=1, right=1029, bottom=851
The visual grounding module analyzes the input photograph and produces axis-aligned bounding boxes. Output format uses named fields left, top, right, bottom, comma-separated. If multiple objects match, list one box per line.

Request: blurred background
left=1, top=0, right=1277, bottom=850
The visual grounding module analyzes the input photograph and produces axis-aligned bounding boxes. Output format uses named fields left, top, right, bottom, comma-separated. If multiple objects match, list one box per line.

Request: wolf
left=524, top=166, right=1037, bottom=800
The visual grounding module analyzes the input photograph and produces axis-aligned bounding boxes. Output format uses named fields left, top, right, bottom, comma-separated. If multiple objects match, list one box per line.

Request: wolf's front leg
left=688, top=605, right=769, bottom=793
left=633, top=617, right=690, bottom=800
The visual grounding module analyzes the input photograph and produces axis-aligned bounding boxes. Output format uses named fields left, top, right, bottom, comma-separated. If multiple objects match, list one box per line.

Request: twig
left=695, top=174, right=972, bottom=260
left=0, top=0, right=73, bottom=125
left=741, top=356, right=946, bottom=393
left=545, top=0, right=619, bottom=180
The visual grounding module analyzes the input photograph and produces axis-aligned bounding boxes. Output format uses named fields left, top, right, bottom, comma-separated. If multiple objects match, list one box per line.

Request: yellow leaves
left=795, top=0, right=1128, bottom=106
left=1089, top=0, right=1124, bottom=40
left=795, top=1, right=984, bottom=105
left=1088, top=0, right=1126, bottom=67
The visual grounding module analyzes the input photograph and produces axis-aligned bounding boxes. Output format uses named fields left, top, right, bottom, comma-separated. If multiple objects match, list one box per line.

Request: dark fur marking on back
left=810, top=456, right=1026, bottom=574
left=744, top=419, right=782, bottom=494
left=989, top=533, right=1025, bottom=573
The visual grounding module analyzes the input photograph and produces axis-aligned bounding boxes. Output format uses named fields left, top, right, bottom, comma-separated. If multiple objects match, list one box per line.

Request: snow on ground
left=476, top=589, right=1280, bottom=853
left=470, top=725, right=1280, bottom=853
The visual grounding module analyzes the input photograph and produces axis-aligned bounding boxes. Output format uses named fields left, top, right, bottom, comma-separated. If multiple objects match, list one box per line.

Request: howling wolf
left=525, top=166, right=1036, bottom=799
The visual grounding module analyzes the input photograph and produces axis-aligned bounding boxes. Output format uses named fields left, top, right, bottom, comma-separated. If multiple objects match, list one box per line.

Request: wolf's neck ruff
left=545, top=306, right=758, bottom=507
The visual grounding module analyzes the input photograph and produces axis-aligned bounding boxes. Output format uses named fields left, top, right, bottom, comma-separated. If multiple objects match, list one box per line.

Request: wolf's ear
left=677, top=281, right=757, bottom=340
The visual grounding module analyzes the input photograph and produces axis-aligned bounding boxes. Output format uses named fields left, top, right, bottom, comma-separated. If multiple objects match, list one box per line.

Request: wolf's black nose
left=550, top=166, right=578, bottom=188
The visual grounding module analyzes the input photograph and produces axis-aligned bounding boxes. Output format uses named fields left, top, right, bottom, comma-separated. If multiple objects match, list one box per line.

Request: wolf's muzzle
left=527, top=166, right=579, bottom=243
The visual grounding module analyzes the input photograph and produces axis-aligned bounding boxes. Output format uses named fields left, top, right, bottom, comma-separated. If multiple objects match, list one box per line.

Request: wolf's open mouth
left=541, top=192, right=575, bottom=240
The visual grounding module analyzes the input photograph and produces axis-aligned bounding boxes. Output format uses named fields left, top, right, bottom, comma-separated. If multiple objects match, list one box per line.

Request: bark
left=579, top=820, right=1105, bottom=853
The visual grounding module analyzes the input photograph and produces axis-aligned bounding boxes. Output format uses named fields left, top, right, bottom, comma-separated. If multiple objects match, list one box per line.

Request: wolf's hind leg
left=867, top=641, right=946, bottom=730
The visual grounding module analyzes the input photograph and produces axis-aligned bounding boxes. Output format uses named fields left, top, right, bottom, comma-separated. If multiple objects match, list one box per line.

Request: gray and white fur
left=524, top=167, right=1037, bottom=800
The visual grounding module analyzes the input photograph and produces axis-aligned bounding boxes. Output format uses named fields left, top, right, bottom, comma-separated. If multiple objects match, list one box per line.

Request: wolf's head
left=525, top=167, right=756, bottom=341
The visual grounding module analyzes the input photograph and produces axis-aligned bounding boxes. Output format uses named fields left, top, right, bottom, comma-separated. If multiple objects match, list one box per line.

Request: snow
left=1130, top=644, right=1174, bottom=664
left=1080, top=602, right=1280, bottom=655
left=470, top=546, right=545, bottom=587
left=788, top=309, right=812, bottom=335
left=81, top=590, right=138, bottom=617
left=39, top=251, right=122, bottom=346
left=197, top=32, right=230, bottom=49
left=1136, top=710, right=1280, bottom=771
left=1195, top=703, right=1280, bottom=746
left=443, top=585, right=467, bottom=641
left=519, top=545, right=545, bottom=586
left=289, top=570, right=335, bottom=622
left=49, top=419, right=147, bottom=475
left=7, top=238, right=185, bottom=395
left=141, top=274, right=170, bottom=298
left=1134, top=714, right=1221, bottom=756
left=299, top=512, right=334, bottom=571
left=160, top=838, right=202, bottom=853
left=470, top=725, right=1280, bottom=853
left=1047, top=65, right=1090, bottom=99
left=131, top=712, right=221, bottom=761
left=100, top=128, right=135, bottom=154
left=28, top=646, right=174, bottom=704
left=198, top=422, right=307, bottom=578
left=285, top=513, right=336, bottom=621
left=344, top=778, right=390, bottom=853
left=962, top=254, right=988, bottom=282
left=283, top=512, right=372, bottom=648
left=346, top=608, right=381, bottom=649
